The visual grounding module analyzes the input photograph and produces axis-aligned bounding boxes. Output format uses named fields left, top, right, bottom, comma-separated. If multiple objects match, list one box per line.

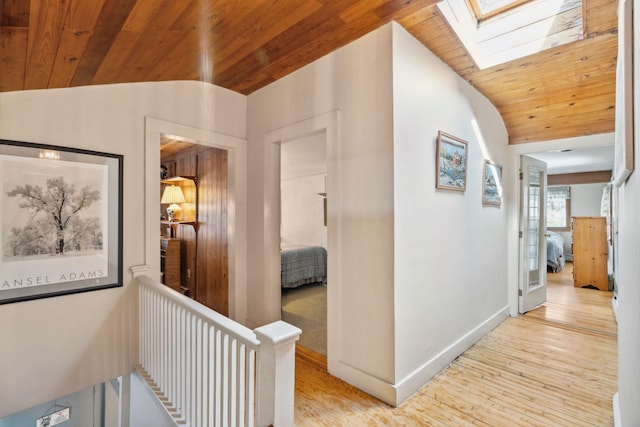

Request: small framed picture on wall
left=436, top=131, right=468, bottom=192
left=482, top=160, right=503, bottom=207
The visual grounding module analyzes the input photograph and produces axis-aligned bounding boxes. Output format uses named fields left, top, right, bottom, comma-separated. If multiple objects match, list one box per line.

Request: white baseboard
left=329, top=305, right=510, bottom=406
left=329, top=361, right=397, bottom=405
left=393, top=305, right=510, bottom=405
left=613, top=392, right=620, bottom=427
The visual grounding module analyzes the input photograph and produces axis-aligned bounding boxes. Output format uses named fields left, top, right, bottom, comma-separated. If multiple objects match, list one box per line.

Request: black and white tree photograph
left=3, top=157, right=106, bottom=261
left=1, top=153, right=110, bottom=293
left=5, top=176, right=103, bottom=258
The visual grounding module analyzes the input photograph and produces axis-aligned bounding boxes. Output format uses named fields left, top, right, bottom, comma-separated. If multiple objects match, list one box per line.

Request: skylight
left=471, top=0, right=533, bottom=20
left=438, top=0, right=583, bottom=69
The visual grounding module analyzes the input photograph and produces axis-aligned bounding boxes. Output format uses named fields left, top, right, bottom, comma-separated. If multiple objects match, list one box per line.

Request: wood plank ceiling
left=0, top=0, right=617, bottom=144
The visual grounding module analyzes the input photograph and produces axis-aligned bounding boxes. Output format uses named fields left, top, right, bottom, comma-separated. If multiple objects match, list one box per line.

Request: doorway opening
left=160, top=137, right=230, bottom=315
left=519, top=145, right=617, bottom=335
left=279, top=131, right=328, bottom=356
left=144, top=117, right=247, bottom=323
left=263, top=110, right=339, bottom=369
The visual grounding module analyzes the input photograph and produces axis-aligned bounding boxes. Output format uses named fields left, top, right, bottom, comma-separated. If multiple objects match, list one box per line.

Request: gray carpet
left=281, top=283, right=327, bottom=355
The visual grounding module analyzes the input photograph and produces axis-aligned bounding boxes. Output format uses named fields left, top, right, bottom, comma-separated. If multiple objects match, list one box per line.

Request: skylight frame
left=467, top=0, right=534, bottom=22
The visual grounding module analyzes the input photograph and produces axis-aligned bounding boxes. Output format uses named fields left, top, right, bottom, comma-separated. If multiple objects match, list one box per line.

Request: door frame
left=263, top=110, right=340, bottom=367
left=144, top=117, right=248, bottom=322
left=506, top=134, right=614, bottom=316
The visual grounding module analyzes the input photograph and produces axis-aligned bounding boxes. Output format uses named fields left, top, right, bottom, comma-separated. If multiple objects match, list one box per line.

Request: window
left=546, top=186, right=571, bottom=231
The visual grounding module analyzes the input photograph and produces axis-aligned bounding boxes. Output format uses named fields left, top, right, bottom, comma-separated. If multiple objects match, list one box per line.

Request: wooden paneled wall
left=162, top=144, right=229, bottom=316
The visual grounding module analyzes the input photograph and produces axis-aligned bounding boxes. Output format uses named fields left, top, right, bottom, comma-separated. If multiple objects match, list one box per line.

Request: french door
left=519, top=156, right=548, bottom=313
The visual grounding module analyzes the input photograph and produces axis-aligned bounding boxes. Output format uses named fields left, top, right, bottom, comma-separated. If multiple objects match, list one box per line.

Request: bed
left=546, top=231, right=565, bottom=273
left=281, top=245, right=327, bottom=288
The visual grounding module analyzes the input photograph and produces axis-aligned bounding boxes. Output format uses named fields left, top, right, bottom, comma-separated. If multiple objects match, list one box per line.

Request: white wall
left=247, top=22, right=509, bottom=405
left=555, top=182, right=607, bottom=257
left=391, top=24, right=510, bottom=401
left=0, top=383, right=102, bottom=427
left=571, top=183, right=607, bottom=217
left=280, top=134, right=327, bottom=248
left=281, top=174, right=327, bottom=248
left=617, top=5, right=640, bottom=424
left=247, top=24, right=396, bottom=399
left=0, top=81, right=246, bottom=417
left=129, top=373, right=175, bottom=427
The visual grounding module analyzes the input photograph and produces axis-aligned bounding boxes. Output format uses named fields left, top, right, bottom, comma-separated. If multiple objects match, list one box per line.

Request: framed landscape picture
left=482, top=160, right=503, bottom=206
left=0, top=140, right=123, bottom=304
left=436, top=131, right=468, bottom=192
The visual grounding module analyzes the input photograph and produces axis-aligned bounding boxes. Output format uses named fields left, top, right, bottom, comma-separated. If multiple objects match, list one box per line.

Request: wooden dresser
left=572, top=217, right=608, bottom=291
left=160, top=237, right=181, bottom=291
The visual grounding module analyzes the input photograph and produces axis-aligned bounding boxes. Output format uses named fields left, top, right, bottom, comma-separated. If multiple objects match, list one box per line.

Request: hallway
left=293, top=263, right=617, bottom=426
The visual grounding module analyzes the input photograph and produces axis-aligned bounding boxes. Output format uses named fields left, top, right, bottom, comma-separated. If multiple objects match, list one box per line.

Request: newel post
left=254, top=321, right=302, bottom=427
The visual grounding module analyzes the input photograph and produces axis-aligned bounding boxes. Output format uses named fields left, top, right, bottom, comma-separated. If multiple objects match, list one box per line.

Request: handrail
left=137, top=275, right=300, bottom=427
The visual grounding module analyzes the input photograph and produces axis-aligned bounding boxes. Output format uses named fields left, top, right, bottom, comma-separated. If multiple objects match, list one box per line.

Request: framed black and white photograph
left=482, top=160, right=503, bottom=207
left=0, top=140, right=123, bottom=304
left=436, top=131, right=468, bottom=192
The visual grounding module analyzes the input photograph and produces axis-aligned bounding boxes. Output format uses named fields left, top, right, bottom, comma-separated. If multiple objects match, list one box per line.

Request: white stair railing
left=137, top=275, right=301, bottom=427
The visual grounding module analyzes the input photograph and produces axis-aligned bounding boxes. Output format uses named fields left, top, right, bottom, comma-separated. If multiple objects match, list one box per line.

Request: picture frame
left=614, top=0, right=634, bottom=187
left=436, top=131, right=468, bottom=192
left=482, top=160, right=503, bottom=206
left=0, top=139, right=123, bottom=304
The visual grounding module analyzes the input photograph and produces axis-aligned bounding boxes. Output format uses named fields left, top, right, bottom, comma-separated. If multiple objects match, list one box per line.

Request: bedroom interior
left=528, top=145, right=616, bottom=314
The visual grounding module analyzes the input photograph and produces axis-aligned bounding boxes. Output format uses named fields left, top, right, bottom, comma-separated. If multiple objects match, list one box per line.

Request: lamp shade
left=161, top=185, right=186, bottom=204
left=161, top=185, right=186, bottom=221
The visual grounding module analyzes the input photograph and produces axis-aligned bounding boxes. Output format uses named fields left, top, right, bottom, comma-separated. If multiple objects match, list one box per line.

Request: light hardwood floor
left=293, top=262, right=618, bottom=426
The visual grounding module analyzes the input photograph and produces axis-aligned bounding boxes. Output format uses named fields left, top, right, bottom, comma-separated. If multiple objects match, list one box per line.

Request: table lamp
left=161, top=185, right=186, bottom=221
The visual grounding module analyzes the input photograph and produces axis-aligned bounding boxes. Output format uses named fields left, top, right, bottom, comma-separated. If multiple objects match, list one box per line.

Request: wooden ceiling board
left=583, top=0, right=618, bottom=35
left=121, top=0, right=166, bottom=32
left=48, top=28, right=92, bottom=88
left=211, top=0, right=324, bottom=77
left=373, top=0, right=440, bottom=20
left=66, top=0, right=107, bottom=30
left=0, top=0, right=619, bottom=144
left=1, top=0, right=30, bottom=27
left=160, top=138, right=199, bottom=159
left=24, top=0, right=71, bottom=89
left=338, top=0, right=387, bottom=23
left=507, top=111, right=614, bottom=139
left=70, top=0, right=138, bottom=87
left=0, top=27, right=27, bottom=91
left=126, top=31, right=189, bottom=83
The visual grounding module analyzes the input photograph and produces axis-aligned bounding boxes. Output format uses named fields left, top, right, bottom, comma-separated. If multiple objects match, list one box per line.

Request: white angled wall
left=0, top=81, right=246, bottom=418
left=391, top=23, right=510, bottom=401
